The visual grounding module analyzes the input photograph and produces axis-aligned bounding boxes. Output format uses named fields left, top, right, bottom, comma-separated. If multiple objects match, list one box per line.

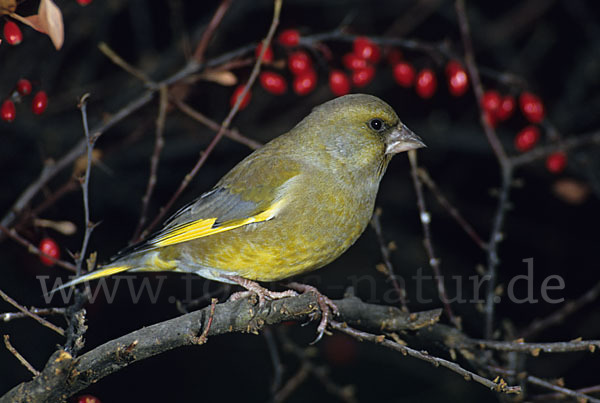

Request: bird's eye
left=369, top=118, right=384, bottom=132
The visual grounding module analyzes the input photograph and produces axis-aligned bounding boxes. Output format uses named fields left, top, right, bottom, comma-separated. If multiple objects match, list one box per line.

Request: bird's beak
left=384, top=123, right=426, bottom=155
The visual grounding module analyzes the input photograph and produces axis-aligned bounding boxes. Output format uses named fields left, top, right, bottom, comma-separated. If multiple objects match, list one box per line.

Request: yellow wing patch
left=152, top=199, right=286, bottom=248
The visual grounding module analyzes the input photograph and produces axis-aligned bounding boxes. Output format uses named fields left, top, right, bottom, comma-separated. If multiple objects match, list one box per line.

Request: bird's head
left=296, top=94, right=425, bottom=174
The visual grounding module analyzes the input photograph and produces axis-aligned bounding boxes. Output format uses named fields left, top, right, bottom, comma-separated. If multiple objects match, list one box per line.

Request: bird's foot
left=225, top=275, right=297, bottom=306
left=285, top=282, right=339, bottom=344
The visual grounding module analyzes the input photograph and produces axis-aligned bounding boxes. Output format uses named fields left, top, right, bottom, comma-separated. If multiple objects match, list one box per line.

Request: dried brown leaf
left=39, top=0, right=64, bottom=49
left=16, top=0, right=64, bottom=49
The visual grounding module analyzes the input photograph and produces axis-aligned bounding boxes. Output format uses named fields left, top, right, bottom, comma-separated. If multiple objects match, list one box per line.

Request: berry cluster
left=231, top=32, right=473, bottom=110
left=228, top=31, right=564, bottom=173
left=1, top=78, right=48, bottom=122
left=481, top=89, right=565, bottom=173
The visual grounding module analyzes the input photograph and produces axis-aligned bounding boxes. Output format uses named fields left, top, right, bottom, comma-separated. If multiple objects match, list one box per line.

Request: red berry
left=482, top=90, right=501, bottom=115
left=288, top=51, right=312, bottom=75
left=386, top=49, right=403, bottom=65
left=76, top=395, right=101, bottom=403
left=415, top=68, right=437, bottom=99
left=76, top=0, right=93, bottom=5
left=39, top=237, right=60, bottom=266
left=392, top=62, right=415, bottom=87
left=1, top=100, right=16, bottom=122
left=546, top=152, right=567, bottom=173
left=445, top=61, right=469, bottom=96
left=342, top=53, right=368, bottom=70
left=16, top=79, right=32, bottom=96
left=255, top=43, right=273, bottom=63
left=351, top=66, right=375, bottom=88
left=514, top=125, right=540, bottom=152
left=230, top=85, right=251, bottom=110
left=259, top=71, right=287, bottom=95
left=329, top=70, right=351, bottom=96
left=32, top=91, right=48, bottom=115
left=353, top=36, right=380, bottom=64
left=496, top=95, right=516, bottom=121
left=519, top=91, right=545, bottom=123
left=278, top=29, right=300, bottom=47
left=3, top=21, right=22, bottom=45
left=292, top=70, right=317, bottom=95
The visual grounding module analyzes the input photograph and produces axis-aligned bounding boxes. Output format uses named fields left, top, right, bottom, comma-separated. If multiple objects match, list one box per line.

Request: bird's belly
left=173, top=203, right=370, bottom=282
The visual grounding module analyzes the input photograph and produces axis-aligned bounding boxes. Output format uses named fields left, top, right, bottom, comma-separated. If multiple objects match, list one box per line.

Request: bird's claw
left=285, top=282, right=339, bottom=344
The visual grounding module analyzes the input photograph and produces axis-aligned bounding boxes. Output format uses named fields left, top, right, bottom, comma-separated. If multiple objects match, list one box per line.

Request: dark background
left=1, top=0, right=599, bottom=401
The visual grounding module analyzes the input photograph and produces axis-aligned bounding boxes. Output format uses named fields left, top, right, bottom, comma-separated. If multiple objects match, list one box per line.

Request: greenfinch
left=54, top=94, right=424, bottom=337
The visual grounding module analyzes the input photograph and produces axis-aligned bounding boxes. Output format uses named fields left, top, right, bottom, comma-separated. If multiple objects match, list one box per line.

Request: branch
left=0, top=294, right=441, bottom=402
left=330, top=321, right=521, bottom=394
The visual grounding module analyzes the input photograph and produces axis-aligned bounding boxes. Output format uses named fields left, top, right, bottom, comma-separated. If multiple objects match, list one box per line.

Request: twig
left=455, top=0, right=508, bottom=165
left=408, top=150, right=458, bottom=326
left=330, top=320, right=521, bottom=394
left=489, top=366, right=600, bottom=403
left=370, top=208, right=408, bottom=312
left=3, top=335, right=40, bottom=377
left=277, top=329, right=357, bottom=403
left=172, top=97, right=262, bottom=150
left=0, top=307, right=66, bottom=323
left=527, top=375, right=600, bottom=403
left=29, top=179, right=79, bottom=220
left=0, top=290, right=65, bottom=336
left=416, top=167, right=487, bottom=250
left=273, top=362, right=310, bottom=403
left=263, top=327, right=284, bottom=394
left=455, top=0, right=513, bottom=339
left=193, top=0, right=233, bottom=63
left=142, top=0, right=283, bottom=237
left=76, top=94, right=97, bottom=276
left=98, top=42, right=152, bottom=84
left=0, top=224, right=77, bottom=272
left=132, top=86, right=169, bottom=242
left=532, top=384, right=600, bottom=402
left=469, top=338, right=600, bottom=353
left=483, top=166, right=512, bottom=339
left=519, top=279, right=600, bottom=339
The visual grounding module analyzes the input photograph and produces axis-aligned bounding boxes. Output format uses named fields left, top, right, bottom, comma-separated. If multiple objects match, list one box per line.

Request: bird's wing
left=113, top=154, right=302, bottom=258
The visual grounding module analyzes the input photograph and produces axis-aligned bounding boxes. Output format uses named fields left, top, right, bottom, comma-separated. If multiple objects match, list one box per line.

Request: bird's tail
left=49, top=264, right=133, bottom=295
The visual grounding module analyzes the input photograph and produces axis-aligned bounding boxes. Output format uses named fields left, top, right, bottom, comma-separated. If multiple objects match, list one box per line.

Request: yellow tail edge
left=49, top=265, right=132, bottom=295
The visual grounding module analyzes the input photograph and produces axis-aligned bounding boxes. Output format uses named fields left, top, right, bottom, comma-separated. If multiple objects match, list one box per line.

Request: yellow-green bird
left=55, top=94, right=424, bottom=337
